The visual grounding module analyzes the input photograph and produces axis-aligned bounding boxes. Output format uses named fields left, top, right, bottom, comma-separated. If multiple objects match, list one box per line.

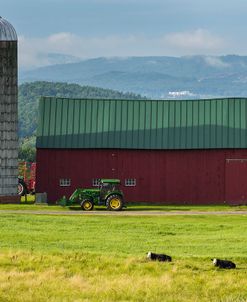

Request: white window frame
left=125, top=178, right=136, bottom=187
left=59, top=178, right=71, bottom=187
left=92, top=178, right=100, bottom=187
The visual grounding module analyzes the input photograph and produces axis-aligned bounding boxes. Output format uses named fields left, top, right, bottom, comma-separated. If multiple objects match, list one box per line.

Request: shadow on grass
left=68, top=206, right=107, bottom=211
left=67, top=204, right=191, bottom=212
left=125, top=203, right=192, bottom=211
left=48, top=202, right=247, bottom=213
left=126, top=207, right=191, bottom=212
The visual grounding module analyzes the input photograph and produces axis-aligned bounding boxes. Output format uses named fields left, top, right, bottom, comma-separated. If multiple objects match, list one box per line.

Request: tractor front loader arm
left=58, top=188, right=83, bottom=206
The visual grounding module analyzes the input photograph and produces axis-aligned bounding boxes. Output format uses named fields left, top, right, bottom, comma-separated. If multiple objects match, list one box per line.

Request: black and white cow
left=147, top=252, right=172, bottom=262
left=211, top=258, right=236, bottom=269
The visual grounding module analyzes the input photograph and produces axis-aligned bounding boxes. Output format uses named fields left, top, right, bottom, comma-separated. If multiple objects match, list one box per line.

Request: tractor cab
left=99, top=179, right=122, bottom=200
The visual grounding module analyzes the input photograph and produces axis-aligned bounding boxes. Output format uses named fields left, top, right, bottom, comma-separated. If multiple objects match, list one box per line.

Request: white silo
left=0, top=17, right=19, bottom=203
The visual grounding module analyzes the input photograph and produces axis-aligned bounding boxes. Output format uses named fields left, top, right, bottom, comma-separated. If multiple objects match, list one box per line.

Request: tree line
left=18, top=81, right=144, bottom=162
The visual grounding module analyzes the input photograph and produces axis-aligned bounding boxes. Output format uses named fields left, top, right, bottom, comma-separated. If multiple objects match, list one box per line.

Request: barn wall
left=36, top=148, right=247, bottom=204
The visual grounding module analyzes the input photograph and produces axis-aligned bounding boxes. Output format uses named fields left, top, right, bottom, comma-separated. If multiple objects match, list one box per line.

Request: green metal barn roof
left=37, top=97, right=247, bottom=149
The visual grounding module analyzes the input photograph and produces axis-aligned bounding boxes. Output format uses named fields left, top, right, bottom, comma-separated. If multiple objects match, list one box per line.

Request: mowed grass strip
left=1, top=214, right=247, bottom=301
left=2, top=202, right=247, bottom=212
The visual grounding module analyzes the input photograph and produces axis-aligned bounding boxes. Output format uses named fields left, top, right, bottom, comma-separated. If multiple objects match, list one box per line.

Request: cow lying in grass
left=211, top=258, right=236, bottom=269
left=147, top=252, right=172, bottom=262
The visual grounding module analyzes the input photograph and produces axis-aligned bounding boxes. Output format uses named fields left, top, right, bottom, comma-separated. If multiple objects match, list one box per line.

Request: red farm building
left=36, top=97, right=247, bottom=205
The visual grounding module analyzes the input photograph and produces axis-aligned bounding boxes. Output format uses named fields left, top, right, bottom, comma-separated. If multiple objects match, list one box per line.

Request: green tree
left=19, top=136, right=36, bottom=162
left=18, top=81, right=145, bottom=138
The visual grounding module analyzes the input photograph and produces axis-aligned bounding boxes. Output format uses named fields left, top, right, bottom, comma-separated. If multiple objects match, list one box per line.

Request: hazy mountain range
left=20, top=55, right=247, bottom=99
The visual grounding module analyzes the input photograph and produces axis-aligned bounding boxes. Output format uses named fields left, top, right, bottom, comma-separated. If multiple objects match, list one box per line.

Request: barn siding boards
left=36, top=148, right=247, bottom=204
left=37, top=97, right=247, bottom=150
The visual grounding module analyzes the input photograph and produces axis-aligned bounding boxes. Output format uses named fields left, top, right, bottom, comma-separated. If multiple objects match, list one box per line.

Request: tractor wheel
left=106, top=195, right=123, bottom=211
left=81, top=199, right=94, bottom=211
left=18, top=178, right=28, bottom=196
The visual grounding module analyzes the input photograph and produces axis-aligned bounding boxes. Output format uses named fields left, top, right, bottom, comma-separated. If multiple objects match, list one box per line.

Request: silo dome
left=0, top=16, right=17, bottom=41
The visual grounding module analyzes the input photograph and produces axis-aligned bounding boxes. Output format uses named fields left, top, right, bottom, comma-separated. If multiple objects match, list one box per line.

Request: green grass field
left=8, top=197, right=247, bottom=212
left=0, top=210, right=247, bottom=301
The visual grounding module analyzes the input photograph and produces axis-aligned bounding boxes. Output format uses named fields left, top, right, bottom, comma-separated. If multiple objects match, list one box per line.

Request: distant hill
left=18, top=81, right=144, bottom=139
left=20, top=55, right=247, bottom=98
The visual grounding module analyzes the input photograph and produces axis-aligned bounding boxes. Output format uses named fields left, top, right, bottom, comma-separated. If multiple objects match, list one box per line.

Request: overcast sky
left=2, top=0, right=247, bottom=69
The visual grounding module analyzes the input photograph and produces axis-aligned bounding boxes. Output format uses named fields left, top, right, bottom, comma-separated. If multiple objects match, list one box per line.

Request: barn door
left=225, top=159, right=247, bottom=205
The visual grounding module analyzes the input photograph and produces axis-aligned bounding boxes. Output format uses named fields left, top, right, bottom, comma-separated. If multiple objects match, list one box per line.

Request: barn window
left=92, top=178, right=100, bottom=186
left=59, top=178, right=71, bottom=187
left=125, top=178, right=136, bottom=187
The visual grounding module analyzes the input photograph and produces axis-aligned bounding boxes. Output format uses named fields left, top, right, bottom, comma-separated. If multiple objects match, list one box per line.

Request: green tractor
left=58, top=179, right=124, bottom=211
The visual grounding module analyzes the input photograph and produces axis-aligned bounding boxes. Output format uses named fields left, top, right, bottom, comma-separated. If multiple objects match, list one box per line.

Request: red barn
left=36, top=97, right=247, bottom=205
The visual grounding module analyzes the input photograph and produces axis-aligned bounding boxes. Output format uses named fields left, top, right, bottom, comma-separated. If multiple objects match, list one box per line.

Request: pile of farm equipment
left=58, top=179, right=125, bottom=211
left=18, top=161, right=36, bottom=196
